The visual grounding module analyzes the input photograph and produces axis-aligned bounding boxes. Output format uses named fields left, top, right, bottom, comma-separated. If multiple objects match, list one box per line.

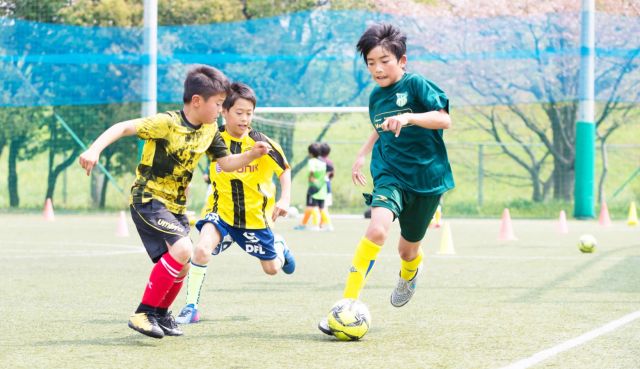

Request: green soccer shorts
left=364, top=185, right=441, bottom=242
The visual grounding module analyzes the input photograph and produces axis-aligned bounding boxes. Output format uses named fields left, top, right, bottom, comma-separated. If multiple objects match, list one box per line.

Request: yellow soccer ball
left=327, top=298, right=371, bottom=341
left=578, top=234, right=597, bottom=253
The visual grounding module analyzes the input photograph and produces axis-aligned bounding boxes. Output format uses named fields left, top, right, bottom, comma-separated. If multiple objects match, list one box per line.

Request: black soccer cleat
left=156, top=312, right=184, bottom=336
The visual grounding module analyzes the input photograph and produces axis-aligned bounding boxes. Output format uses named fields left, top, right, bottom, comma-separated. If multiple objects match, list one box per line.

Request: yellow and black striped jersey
left=131, top=110, right=229, bottom=214
left=204, top=127, right=289, bottom=229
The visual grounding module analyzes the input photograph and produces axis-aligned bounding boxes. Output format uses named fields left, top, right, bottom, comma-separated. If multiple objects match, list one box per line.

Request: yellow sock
left=400, top=249, right=423, bottom=281
left=185, top=262, right=207, bottom=308
left=320, top=209, right=331, bottom=226
left=343, top=237, right=382, bottom=299
left=311, top=208, right=320, bottom=226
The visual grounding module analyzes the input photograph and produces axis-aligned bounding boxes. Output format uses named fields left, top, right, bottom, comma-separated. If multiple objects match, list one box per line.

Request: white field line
left=2, top=250, right=145, bottom=259
left=0, top=241, right=144, bottom=259
left=1, top=241, right=637, bottom=261
left=497, top=310, right=640, bottom=369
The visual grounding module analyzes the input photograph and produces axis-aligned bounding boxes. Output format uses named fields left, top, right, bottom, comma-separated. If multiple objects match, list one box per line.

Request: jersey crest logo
left=396, top=92, right=408, bottom=107
left=215, top=163, right=222, bottom=173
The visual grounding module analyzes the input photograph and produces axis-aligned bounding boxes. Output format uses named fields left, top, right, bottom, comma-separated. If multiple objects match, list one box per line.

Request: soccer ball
left=327, top=298, right=371, bottom=341
left=287, top=206, right=300, bottom=219
left=578, top=234, right=597, bottom=253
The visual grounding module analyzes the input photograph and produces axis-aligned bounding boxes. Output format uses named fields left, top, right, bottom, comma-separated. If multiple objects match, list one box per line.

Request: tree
left=431, top=12, right=640, bottom=202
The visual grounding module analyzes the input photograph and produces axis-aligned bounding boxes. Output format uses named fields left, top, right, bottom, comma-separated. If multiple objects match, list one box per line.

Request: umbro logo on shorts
left=157, top=218, right=184, bottom=233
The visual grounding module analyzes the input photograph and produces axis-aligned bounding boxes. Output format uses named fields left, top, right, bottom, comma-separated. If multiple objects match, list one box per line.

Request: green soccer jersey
left=308, top=157, right=327, bottom=200
left=368, top=73, right=454, bottom=195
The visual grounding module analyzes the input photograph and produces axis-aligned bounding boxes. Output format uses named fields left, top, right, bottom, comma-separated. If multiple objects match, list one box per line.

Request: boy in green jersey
left=319, top=23, right=454, bottom=335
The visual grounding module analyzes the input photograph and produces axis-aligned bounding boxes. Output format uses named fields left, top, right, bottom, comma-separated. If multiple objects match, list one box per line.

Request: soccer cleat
left=128, top=312, right=164, bottom=339
left=318, top=317, right=333, bottom=336
left=390, top=266, right=421, bottom=307
left=293, top=225, right=306, bottom=230
left=175, top=304, right=200, bottom=324
left=156, top=312, right=184, bottom=336
left=281, top=247, right=296, bottom=274
left=212, top=235, right=234, bottom=256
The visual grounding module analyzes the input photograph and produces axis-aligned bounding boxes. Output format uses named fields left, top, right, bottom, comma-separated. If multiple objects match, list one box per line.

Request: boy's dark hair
left=223, top=82, right=257, bottom=111
left=183, top=65, right=230, bottom=103
left=308, top=142, right=322, bottom=158
left=356, top=23, right=407, bottom=64
left=319, top=142, right=331, bottom=157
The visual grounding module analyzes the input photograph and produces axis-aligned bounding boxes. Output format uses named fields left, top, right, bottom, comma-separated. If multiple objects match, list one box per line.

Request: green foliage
left=158, top=0, right=244, bottom=25
left=2, top=0, right=375, bottom=25
left=0, top=0, right=67, bottom=21
left=57, top=0, right=142, bottom=27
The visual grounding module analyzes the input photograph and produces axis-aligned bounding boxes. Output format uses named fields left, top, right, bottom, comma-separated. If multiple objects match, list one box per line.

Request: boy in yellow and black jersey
left=205, top=125, right=289, bottom=229
left=79, top=66, right=271, bottom=339
left=176, top=82, right=294, bottom=324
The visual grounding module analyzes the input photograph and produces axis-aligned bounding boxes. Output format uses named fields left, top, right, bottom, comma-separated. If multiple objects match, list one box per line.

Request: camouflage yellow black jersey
left=131, top=111, right=229, bottom=214
left=204, top=127, right=289, bottom=229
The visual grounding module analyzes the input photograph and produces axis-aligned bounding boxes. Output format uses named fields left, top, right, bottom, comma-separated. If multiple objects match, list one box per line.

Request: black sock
left=156, top=307, right=168, bottom=316
left=135, top=303, right=156, bottom=314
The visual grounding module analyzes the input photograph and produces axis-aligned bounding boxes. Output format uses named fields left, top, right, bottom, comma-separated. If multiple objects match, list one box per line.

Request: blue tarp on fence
left=1, top=10, right=639, bottom=107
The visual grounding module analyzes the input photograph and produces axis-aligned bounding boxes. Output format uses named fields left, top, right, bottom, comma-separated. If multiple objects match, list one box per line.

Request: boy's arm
left=79, top=120, right=137, bottom=176
left=272, top=168, right=291, bottom=221
left=217, top=141, right=271, bottom=172
left=352, top=130, right=379, bottom=186
left=381, top=109, right=451, bottom=137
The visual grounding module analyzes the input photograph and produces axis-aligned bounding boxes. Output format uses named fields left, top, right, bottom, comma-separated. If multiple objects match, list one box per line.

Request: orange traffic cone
left=115, top=210, right=129, bottom=237
left=598, top=201, right=612, bottom=227
left=43, top=198, right=55, bottom=221
left=558, top=210, right=569, bottom=234
left=498, top=208, right=517, bottom=241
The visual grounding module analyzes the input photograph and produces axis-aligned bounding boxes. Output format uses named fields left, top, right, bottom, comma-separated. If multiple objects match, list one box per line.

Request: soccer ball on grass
left=327, top=298, right=371, bottom=341
left=578, top=234, right=597, bottom=253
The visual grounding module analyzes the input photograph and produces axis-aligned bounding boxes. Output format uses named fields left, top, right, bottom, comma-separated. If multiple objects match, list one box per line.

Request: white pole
left=140, top=0, right=157, bottom=158
left=142, top=0, right=157, bottom=118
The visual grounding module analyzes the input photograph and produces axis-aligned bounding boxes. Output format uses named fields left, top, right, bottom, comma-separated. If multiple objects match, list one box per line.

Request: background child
left=319, top=142, right=334, bottom=230
left=294, top=142, right=327, bottom=231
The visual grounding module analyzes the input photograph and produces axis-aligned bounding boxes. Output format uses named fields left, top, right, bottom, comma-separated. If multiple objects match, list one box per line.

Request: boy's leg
left=129, top=202, right=190, bottom=338
left=319, top=186, right=401, bottom=336
left=153, top=236, right=193, bottom=336
left=318, top=200, right=332, bottom=230
left=177, top=218, right=223, bottom=324
left=258, top=233, right=295, bottom=275
left=390, top=194, right=441, bottom=307
left=342, top=207, right=394, bottom=299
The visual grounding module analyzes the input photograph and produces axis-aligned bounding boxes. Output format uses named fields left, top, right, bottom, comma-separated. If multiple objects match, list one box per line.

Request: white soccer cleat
left=390, top=265, right=421, bottom=307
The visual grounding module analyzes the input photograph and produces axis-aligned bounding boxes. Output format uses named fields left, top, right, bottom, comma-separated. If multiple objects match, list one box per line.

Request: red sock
left=158, top=276, right=185, bottom=309
left=141, top=253, right=184, bottom=308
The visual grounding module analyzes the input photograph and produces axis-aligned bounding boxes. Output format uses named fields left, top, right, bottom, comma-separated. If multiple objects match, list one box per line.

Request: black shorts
left=305, top=187, right=325, bottom=208
left=130, top=200, right=190, bottom=263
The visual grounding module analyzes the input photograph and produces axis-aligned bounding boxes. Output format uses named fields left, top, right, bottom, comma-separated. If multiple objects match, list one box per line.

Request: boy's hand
left=382, top=113, right=409, bottom=137
left=272, top=199, right=289, bottom=221
left=78, top=149, right=99, bottom=176
left=352, top=155, right=367, bottom=186
left=248, top=141, right=272, bottom=159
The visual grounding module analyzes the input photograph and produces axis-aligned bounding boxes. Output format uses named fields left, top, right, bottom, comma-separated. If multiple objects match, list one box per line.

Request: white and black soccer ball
left=327, top=298, right=371, bottom=341
left=578, top=234, right=597, bottom=253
